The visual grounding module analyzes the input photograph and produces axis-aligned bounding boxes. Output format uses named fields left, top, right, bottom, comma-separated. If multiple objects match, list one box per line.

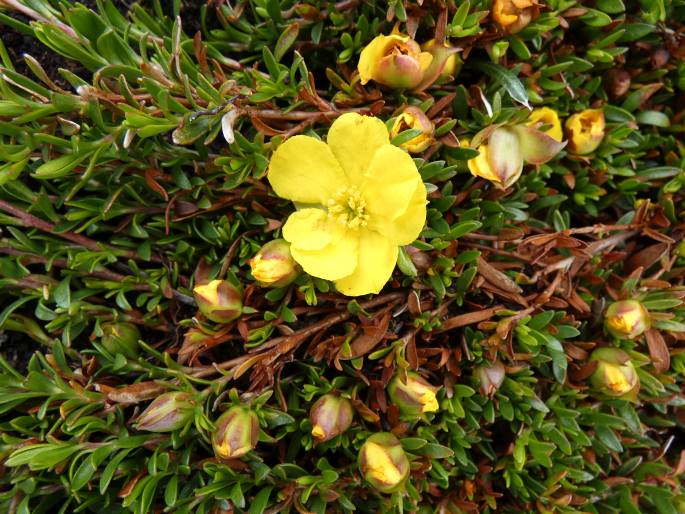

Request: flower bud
left=309, top=394, right=354, bottom=443
left=387, top=371, right=439, bottom=418
left=492, top=0, right=540, bottom=34
left=526, top=107, right=563, bottom=142
left=100, top=321, right=140, bottom=359
left=249, top=239, right=299, bottom=287
left=467, top=124, right=565, bottom=189
left=390, top=106, right=435, bottom=153
left=603, top=68, right=631, bottom=98
left=193, top=279, right=242, bottom=323
left=605, top=300, right=650, bottom=340
left=476, top=361, right=506, bottom=397
left=212, top=405, right=259, bottom=459
left=421, top=39, right=462, bottom=79
left=564, top=109, right=605, bottom=155
left=358, top=34, right=432, bottom=89
left=589, top=347, right=639, bottom=398
left=358, top=432, right=410, bottom=493
left=135, top=392, right=195, bottom=432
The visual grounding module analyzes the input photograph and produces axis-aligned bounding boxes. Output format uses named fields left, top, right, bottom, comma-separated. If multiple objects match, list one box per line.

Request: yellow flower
left=267, top=113, right=427, bottom=296
left=527, top=107, right=563, bottom=142
left=389, top=106, right=435, bottom=153
left=387, top=371, right=440, bottom=419
left=358, top=432, right=410, bottom=493
left=605, top=299, right=650, bottom=340
left=604, top=365, right=632, bottom=395
left=358, top=34, right=432, bottom=89
left=565, top=109, right=605, bottom=155
left=492, top=0, right=539, bottom=34
left=467, top=124, right=566, bottom=188
left=249, top=239, right=299, bottom=287
left=589, top=347, right=640, bottom=399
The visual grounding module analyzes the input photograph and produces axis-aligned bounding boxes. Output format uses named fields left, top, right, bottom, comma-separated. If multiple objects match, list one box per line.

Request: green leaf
left=473, top=62, right=530, bottom=109
left=275, top=23, right=300, bottom=61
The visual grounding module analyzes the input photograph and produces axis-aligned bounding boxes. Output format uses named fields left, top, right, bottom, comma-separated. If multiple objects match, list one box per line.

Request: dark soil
left=1, top=1, right=211, bottom=90
left=0, top=330, right=41, bottom=373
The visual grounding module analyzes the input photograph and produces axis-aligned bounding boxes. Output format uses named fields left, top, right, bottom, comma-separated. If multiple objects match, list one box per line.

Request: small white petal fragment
left=222, top=109, right=241, bottom=145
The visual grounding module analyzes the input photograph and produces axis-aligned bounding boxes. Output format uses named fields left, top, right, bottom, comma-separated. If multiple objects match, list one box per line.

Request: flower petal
left=487, top=127, right=523, bottom=186
left=282, top=208, right=333, bottom=251
left=362, top=144, right=422, bottom=222
left=268, top=135, right=348, bottom=204
left=357, top=35, right=407, bottom=85
left=367, top=179, right=427, bottom=245
left=335, top=230, right=398, bottom=296
left=290, top=228, right=359, bottom=281
left=327, top=113, right=390, bottom=185
left=512, top=125, right=566, bottom=164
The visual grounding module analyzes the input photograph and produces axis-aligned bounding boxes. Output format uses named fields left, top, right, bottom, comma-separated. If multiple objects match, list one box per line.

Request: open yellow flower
left=267, top=113, right=427, bottom=296
left=492, top=0, right=539, bottom=34
left=565, top=109, right=605, bottom=155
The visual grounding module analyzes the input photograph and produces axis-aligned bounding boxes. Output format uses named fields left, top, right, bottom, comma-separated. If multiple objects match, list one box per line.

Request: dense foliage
left=0, top=0, right=685, bottom=512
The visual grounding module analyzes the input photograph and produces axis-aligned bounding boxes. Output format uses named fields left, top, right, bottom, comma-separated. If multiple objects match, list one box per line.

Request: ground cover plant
left=0, top=0, right=685, bottom=512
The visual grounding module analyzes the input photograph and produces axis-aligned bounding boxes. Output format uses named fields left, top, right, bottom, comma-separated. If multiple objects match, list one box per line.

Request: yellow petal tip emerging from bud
left=390, top=106, right=435, bottom=153
left=365, top=442, right=403, bottom=485
left=527, top=107, right=563, bottom=142
left=605, top=300, right=650, bottom=340
left=358, top=34, right=432, bottom=89
left=604, top=365, right=632, bottom=395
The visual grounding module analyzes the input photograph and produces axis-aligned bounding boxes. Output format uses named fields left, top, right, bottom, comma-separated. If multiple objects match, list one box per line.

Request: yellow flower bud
left=387, top=371, right=440, bottom=419
left=390, top=106, right=435, bottom=153
left=564, top=109, right=605, bottom=155
left=527, top=107, right=563, bottom=142
left=589, top=347, right=639, bottom=398
left=421, top=39, right=462, bottom=78
left=309, top=394, right=354, bottom=443
left=358, top=432, right=410, bottom=493
left=249, top=239, right=299, bottom=287
left=467, top=124, right=566, bottom=188
left=605, top=300, right=650, bottom=340
left=492, top=0, right=540, bottom=34
left=357, top=34, right=433, bottom=89
left=193, top=279, right=242, bottom=324
left=212, top=406, right=259, bottom=459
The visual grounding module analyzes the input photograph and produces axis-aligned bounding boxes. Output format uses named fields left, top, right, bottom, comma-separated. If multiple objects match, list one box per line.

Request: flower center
left=327, top=186, right=369, bottom=229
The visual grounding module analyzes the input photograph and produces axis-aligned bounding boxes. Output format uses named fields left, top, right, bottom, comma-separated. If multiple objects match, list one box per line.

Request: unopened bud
left=387, top=371, right=440, bottom=419
left=309, top=394, right=354, bottom=443
left=249, top=239, right=299, bottom=287
left=603, top=69, right=631, bottom=98
left=476, top=361, right=506, bottom=397
left=422, top=39, right=462, bottom=79
left=390, top=106, right=435, bottom=153
left=589, top=347, right=639, bottom=398
left=565, top=109, right=605, bottom=155
left=605, top=300, right=650, bottom=340
left=193, top=279, right=242, bottom=323
left=212, top=406, right=259, bottom=459
left=135, top=392, right=195, bottom=432
left=357, top=34, right=432, bottom=89
left=358, top=432, right=410, bottom=493
left=100, top=322, right=140, bottom=359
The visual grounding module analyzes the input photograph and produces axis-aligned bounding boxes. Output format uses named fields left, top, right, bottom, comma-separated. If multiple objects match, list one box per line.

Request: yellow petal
left=365, top=442, right=403, bottom=486
left=268, top=135, right=348, bottom=204
left=290, top=228, right=359, bottom=281
left=367, top=179, right=426, bottom=245
left=362, top=144, right=422, bottom=223
left=467, top=144, right=502, bottom=184
left=358, top=34, right=408, bottom=85
left=527, top=107, right=563, bottom=142
left=282, top=208, right=333, bottom=251
left=335, top=230, right=397, bottom=296
left=327, top=113, right=390, bottom=185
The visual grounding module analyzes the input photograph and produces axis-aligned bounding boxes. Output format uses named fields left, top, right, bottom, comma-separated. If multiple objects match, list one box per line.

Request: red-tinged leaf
left=645, top=328, right=670, bottom=373
left=144, top=168, right=169, bottom=201
left=107, top=382, right=167, bottom=404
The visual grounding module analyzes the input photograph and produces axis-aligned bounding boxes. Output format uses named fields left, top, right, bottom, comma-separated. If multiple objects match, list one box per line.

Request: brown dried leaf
left=625, top=243, right=670, bottom=273
left=107, top=382, right=167, bottom=404
left=439, top=306, right=504, bottom=332
left=645, top=328, right=670, bottom=373
left=477, top=257, right=523, bottom=294
left=348, top=311, right=391, bottom=358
